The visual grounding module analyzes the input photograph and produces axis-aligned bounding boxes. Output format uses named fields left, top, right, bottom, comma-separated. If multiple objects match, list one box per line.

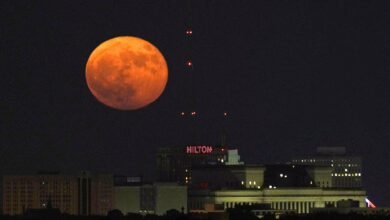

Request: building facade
left=113, top=182, right=187, bottom=215
left=189, top=188, right=366, bottom=214
left=291, top=147, right=362, bottom=188
left=188, top=163, right=366, bottom=214
left=3, top=173, right=79, bottom=215
left=2, top=172, right=113, bottom=216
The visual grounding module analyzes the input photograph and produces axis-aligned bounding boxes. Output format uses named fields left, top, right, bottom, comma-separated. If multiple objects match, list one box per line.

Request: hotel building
left=156, top=145, right=243, bottom=184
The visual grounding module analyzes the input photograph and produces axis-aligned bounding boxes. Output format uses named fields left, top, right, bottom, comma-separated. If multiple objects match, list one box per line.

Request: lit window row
left=332, top=173, right=361, bottom=177
left=241, top=181, right=258, bottom=186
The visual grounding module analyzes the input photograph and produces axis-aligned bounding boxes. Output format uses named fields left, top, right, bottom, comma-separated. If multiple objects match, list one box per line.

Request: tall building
left=156, top=145, right=243, bottom=184
left=2, top=172, right=113, bottom=216
left=291, top=147, right=362, bottom=188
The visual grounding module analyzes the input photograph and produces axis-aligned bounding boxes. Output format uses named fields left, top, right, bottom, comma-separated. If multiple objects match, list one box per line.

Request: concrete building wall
left=114, top=186, right=140, bottom=214
left=241, top=167, right=265, bottom=189
left=306, top=167, right=333, bottom=188
left=113, top=183, right=187, bottom=216
left=189, top=188, right=366, bottom=214
left=155, top=183, right=187, bottom=215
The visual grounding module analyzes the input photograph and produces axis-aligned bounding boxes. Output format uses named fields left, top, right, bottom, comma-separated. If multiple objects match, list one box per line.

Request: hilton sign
left=186, top=145, right=213, bottom=154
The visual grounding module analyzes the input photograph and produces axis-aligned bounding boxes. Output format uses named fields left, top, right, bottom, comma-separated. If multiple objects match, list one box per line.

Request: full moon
left=85, top=36, right=168, bottom=110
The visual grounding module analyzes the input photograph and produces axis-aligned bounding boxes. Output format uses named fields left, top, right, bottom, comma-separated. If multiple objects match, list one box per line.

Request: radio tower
left=178, top=0, right=197, bottom=143
left=179, top=1, right=229, bottom=146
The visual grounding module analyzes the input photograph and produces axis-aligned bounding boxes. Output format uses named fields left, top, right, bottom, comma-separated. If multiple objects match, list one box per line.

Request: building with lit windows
left=2, top=172, right=113, bottom=216
left=156, top=145, right=243, bottom=184
left=189, top=188, right=366, bottom=214
left=291, top=147, right=362, bottom=188
left=3, top=172, right=78, bottom=215
left=188, top=164, right=366, bottom=214
left=156, top=145, right=366, bottom=214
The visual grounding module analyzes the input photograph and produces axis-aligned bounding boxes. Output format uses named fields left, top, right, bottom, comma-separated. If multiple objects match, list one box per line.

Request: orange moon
left=85, top=36, right=168, bottom=110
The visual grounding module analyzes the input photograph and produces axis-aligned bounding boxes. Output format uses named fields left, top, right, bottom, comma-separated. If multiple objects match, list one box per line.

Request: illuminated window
left=241, top=181, right=244, bottom=185
left=249, top=181, right=252, bottom=185
left=253, top=181, right=256, bottom=185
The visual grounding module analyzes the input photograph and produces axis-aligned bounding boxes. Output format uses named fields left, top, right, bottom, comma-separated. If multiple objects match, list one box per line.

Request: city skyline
left=1, top=146, right=367, bottom=216
left=1, top=0, right=389, bottom=206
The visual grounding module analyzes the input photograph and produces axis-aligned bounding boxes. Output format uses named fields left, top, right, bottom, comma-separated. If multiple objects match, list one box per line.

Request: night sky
left=1, top=0, right=389, bottom=205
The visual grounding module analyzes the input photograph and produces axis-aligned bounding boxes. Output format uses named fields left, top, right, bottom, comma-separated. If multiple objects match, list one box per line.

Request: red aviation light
left=186, top=29, right=193, bottom=36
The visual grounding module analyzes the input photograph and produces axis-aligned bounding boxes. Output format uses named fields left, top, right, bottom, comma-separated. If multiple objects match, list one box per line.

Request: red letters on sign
left=186, top=146, right=213, bottom=154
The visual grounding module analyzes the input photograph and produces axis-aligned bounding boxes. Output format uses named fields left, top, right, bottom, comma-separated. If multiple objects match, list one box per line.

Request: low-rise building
left=113, top=181, right=187, bottom=215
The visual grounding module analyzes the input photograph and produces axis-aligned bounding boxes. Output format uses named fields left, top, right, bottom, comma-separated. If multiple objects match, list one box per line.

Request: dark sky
left=1, top=0, right=389, bottom=205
